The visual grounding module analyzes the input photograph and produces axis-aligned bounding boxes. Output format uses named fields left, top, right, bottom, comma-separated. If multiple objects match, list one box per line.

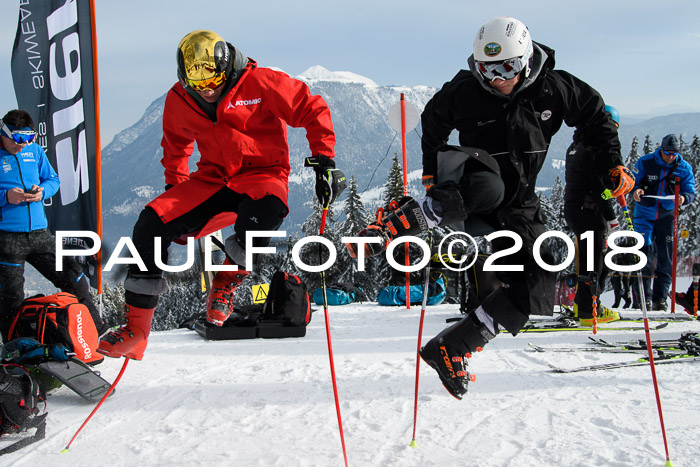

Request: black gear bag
left=0, top=365, right=47, bottom=455
left=193, top=270, right=311, bottom=340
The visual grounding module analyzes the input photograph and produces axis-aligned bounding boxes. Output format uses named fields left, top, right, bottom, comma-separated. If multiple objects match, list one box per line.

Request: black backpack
left=0, top=365, right=47, bottom=455
left=262, top=271, right=311, bottom=326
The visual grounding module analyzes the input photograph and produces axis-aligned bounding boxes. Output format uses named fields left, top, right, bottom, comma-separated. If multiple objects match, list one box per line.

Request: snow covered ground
left=3, top=281, right=700, bottom=467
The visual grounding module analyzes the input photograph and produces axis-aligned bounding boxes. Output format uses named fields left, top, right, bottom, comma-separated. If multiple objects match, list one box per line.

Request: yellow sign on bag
left=252, top=284, right=269, bottom=304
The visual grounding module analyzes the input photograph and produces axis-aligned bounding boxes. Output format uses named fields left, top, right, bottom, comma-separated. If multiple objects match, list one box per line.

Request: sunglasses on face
left=476, top=57, right=527, bottom=81
left=662, top=150, right=679, bottom=156
left=186, top=72, right=226, bottom=92
left=1, top=123, right=36, bottom=144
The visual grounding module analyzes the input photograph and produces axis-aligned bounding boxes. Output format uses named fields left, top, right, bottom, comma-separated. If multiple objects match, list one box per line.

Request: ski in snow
left=547, top=353, right=700, bottom=373
left=587, top=332, right=700, bottom=351
left=527, top=342, right=659, bottom=354
left=511, top=322, right=669, bottom=333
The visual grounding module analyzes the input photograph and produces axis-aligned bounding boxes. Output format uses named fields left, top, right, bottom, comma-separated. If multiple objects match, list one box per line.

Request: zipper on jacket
left=12, top=153, right=32, bottom=230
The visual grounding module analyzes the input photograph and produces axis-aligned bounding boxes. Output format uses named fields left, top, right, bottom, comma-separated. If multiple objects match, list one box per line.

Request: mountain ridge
left=98, top=66, right=700, bottom=252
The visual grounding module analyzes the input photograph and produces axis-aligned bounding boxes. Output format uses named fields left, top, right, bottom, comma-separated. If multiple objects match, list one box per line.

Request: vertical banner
left=11, top=0, right=101, bottom=289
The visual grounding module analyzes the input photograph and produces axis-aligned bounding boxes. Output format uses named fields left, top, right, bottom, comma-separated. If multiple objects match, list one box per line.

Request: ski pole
left=318, top=205, right=349, bottom=467
left=693, top=263, right=700, bottom=317
left=670, top=177, right=680, bottom=313
left=410, top=229, right=433, bottom=447
left=62, top=357, right=130, bottom=452
left=617, top=195, right=674, bottom=466
left=400, top=93, right=411, bottom=310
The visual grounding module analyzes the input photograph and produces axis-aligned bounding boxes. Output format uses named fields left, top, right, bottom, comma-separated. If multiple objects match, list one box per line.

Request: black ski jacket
left=420, top=42, right=622, bottom=328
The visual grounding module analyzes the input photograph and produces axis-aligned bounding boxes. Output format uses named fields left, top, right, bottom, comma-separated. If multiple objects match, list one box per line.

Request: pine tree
left=539, top=191, right=570, bottom=267
left=625, top=136, right=640, bottom=167
left=299, top=200, right=344, bottom=293
left=678, top=135, right=700, bottom=258
left=549, top=175, right=565, bottom=227
left=384, top=153, right=405, bottom=207
left=642, top=135, right=654, bottom=155
left=626, top=136, right=646, bottom=216
left=342, top=176, right=371, bottom=236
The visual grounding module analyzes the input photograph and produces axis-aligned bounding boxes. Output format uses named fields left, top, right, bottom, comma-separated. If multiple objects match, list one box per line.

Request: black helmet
left=176, top=30, right=233, bottom=91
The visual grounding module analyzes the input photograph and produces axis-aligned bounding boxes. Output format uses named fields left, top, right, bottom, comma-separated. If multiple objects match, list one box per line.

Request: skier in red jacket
left=99, top=30, right=345, bottom=360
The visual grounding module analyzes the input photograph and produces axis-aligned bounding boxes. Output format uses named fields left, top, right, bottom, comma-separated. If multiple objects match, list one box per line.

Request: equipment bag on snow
left=376, top=277, right=446, bottom=306
left=312, top=282, right=368, bottom=306
left=194, top=270, right=311, bottom=340
left=0, top=365, right=47, bottom=455
left=262, top=271, right=311, bottom=326
left=8, top=293, right=102, bottom=365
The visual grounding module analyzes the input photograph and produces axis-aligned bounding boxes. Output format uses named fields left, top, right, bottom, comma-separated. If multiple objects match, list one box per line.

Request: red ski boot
left=206, top=264, right=250, bottom=326
left=98, top=304, right=154, bottom=360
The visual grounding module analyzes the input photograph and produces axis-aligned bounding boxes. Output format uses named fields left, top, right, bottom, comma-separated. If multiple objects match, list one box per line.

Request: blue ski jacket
left=0, top=142, right=60, bottom=232
left=632, top=148, right=695, bottom=221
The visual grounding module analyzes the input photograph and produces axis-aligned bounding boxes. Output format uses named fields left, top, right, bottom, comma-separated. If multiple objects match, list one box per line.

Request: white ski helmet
left=473, top=17, right=533, bottom=80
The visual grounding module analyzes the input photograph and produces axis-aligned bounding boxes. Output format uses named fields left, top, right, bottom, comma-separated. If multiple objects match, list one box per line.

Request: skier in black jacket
left=346, top=16, right=633, bottom=399
left=564, top=105, right=627, bottom=325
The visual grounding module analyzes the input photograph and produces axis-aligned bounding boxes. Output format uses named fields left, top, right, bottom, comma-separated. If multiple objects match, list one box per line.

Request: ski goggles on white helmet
left=476, top=56, right=527, bottom=81
left=0, top=121, right=36, bottom=144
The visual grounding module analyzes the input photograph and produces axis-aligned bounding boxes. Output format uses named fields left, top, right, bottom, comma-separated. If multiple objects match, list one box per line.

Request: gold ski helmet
left=177, top=30, right=233, bottom=91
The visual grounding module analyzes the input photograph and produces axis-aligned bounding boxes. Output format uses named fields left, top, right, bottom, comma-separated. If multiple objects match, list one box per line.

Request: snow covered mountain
left=98, top=65, right=700, bottom=252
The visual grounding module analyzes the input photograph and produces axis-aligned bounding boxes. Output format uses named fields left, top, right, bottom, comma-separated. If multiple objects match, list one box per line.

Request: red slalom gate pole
left=318, top=207, right=349, bottom=467
left=410, top=230, right=433, bottom=447
left=671, top=177, right=681, bottom=313
left=618, top=195, right=673, bottom=466
left=62, top=358, right=130, bottom=452
left=400, top=94, right=411, bottom=309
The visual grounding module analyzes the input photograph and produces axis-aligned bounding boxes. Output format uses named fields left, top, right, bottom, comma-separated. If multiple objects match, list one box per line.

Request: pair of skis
left=529, top=332, right=700, bottom=372
left=512, top=321, right=670, bottom=333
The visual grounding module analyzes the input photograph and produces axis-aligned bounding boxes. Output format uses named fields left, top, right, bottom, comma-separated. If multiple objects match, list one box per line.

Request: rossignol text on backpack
left=0, top=365, right=47, bottom=455
left=8, top=293, right=102, bottom=365
left=263, top=271, right=311, bottom=326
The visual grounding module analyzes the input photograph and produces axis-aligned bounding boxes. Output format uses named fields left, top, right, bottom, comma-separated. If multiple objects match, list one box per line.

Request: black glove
left=304, top=154, right=335, bottom=171
left=316, top=168, right=347, bottom=206
left=305, top=155, right=346, bottom=206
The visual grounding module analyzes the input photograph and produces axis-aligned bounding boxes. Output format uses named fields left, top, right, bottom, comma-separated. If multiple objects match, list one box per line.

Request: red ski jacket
left=149, top=59, right=336, bottom=226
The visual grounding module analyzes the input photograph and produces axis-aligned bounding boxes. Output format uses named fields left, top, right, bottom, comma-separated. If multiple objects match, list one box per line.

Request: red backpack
left=8, top=293, right=102, bottom=365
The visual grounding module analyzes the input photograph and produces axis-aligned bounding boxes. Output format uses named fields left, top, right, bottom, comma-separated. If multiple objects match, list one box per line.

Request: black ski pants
left=0, top=229, right=105, bottom=341
left=125, top=187, right=287, bottom=306
left=564, top=195, right=609, bottom=318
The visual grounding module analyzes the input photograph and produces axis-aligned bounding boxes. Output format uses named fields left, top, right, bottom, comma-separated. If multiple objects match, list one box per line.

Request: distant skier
left=346, top=17, right=633, bottom=399
left=563, top=105, right=630, bottom=325
left=0, top=109, right=107, bottom=342
left=99, top=30, right=345, bottom=360
left=631, top=134, right=695, bottom=311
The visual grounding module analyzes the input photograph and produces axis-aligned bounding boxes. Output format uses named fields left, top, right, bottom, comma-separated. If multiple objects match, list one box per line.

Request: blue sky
left=2, top=0, right=700, bottom=146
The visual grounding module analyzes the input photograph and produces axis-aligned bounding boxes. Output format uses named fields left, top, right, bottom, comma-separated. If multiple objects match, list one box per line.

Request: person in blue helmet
left=632, top=134, right=696, bottom=311
left=563, top=105, right=625, bottom=325
left=0, top=109, right=107, bottom=342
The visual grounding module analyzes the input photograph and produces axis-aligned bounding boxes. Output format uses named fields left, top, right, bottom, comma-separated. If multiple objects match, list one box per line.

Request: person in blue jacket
left=632, top=134, right=696, bottom=311
left=0, top=109, right=107, bottom=341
